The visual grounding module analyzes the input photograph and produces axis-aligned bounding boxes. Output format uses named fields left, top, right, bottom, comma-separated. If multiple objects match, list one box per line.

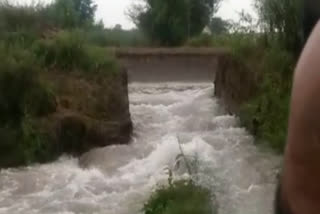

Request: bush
left=21, top=117, right=59, bottom=164
left=255, top=0, right=302, bottom=54
left=239, top=48, right=294, bottom=152
left=144, top=180, right=215, bottom=214
left=86, top=28, right=149, bottom=47
left=186, top=34, right=215, bottom=47
left=144, top=140, right=216, bottom=214
left=0, top=44, right=58, bottom=167
left=0, top=45, right=54, bottom=124
left=197, top=33, right=294, bottom=152
left=34, top=30, right=119, bottom=73
left=0, top=1, right=124, bottom=168
left=0, top=117, right=58, bottom=168
left=0, top=1, right=54, bottom=48
left=0, top=0, right=98, bottom=33
left=84, top=45, right=119, bottom=74
left=216, top=34, right=294, bottom=152
left=0, top=31, right=38, bottom=48
left=0, top=2, right=47, bottom=33
left=34, top=30, right=87, bottom=70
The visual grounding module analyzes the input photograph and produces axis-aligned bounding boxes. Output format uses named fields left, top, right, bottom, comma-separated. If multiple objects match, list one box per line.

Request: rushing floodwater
left=0, top=83, right=281, bottom=214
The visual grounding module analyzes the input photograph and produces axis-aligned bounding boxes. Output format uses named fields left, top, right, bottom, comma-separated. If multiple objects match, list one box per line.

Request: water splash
left=0, top=83, right=281, bottom=214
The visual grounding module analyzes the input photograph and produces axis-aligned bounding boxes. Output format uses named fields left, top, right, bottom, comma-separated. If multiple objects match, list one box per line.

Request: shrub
left=199, top=33, right=294, bottom=152
left=240, top=91, right=290, bottom=152
left=0, top=31, right=38, bottom=48
left=83, top=45, right=119, bottom=74
left=0, top=1, right=123, bottom=168
left=143, top=180, right=215, bottom=214
left=34, top=30, right=119, bottom=73
left=0, top=1, right=47, bottom=33
left=239, top=48, right=294, bottom=152
left=34, top=30, right=87, bottom=70
left=144, top=139, right=217, bottom=214
left=255, top=0, right=303, bottom=54
left=0, top=44, right=57, bottom=167
left=21, top=117, right=59, bottom=164
left=85, top=28, right=149, bottom=47
left=186, top=34, right=215, bottom=47
left=218, top=35, right=295, bottom=152
left=0, top=1, right=53, bottom=48
left=0, top=0, right=98, bottom=33
left=0, top=45, right=41, bottom=124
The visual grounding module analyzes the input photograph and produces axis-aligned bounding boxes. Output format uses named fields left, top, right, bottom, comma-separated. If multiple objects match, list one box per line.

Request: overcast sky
left=16, top=0, right=256, bottom=29
left=96, top=0, right=256, bottom=29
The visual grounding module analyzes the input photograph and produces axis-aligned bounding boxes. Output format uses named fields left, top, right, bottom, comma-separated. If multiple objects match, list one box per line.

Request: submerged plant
left=143, top=136, right=217, bottom=214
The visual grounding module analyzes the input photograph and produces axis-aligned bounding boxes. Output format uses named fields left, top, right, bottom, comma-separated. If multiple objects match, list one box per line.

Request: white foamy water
left=0, top=83, right=281, bottom=214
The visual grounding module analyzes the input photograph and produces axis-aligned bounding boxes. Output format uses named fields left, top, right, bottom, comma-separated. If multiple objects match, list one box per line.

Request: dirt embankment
left=38, top=68, right=132, bottom=157
left=214, top=55, right=259, bottom=114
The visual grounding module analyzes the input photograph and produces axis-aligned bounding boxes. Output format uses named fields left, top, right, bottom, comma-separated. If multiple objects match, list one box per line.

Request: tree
left=72, top=0, right=97, bottom=25
left=50, top=0, right=97, bottom=28
left=209, top=17, right=230, bottom=35
left=52, top=0, right=79, bottom=28
left=255, top=0, right=303, bottom=53
left=187, top=0, right=219, bottom=37
left=138, top=0, right=189, bottom=46
left=114, top=24, right=122, bottom=31
left=130, top=0, right=221, bottom=46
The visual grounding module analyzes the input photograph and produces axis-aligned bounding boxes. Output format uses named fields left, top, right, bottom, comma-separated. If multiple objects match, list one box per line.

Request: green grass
left=143, top=180, right=215, bottom=214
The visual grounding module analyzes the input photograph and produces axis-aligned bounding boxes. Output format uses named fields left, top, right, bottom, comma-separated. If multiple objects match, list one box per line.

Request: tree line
left=127, top=0, right=320, bottom=51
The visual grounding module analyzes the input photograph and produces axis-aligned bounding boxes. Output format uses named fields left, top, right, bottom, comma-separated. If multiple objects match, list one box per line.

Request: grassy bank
left=217, top=34, right=294, bottom=153
left=238, top=46, right=293, bottom=152
left=0, top=43, right=57, bottom=166
left=0, top=32, right=120, bottom=167
left=0, top=1, right=134, bottom=168
left=187, top=33, right=295, bottom=152
left=185, top=0, right=302, bottom=153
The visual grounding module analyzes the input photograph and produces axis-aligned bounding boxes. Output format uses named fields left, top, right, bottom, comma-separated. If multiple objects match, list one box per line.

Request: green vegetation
left=129, top=0, right=221, bottom=46
left=237, top=42, right=294, bottom=152
left=255, top=0, right=302, bottom=54
left=85, top=28, right=149, bottom=47
left=34, top=30, right=119, bottom=73
left=0, top=1, right=312, bottom=212
left=143, top=140, right=216, bottom=214
left=235, top=0, right=302, bottom=152
left=185, top=0, right=301, bottom=152
left=0, top=44, right=58, bottom=167
left=144, top=180, right=214, bottom=214
left=209, top=17, right=230, bottom=35
left=0, top=0, right=127, bottom=168
left=185, top=0, right=303, bottom=152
